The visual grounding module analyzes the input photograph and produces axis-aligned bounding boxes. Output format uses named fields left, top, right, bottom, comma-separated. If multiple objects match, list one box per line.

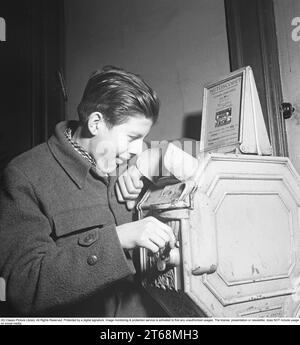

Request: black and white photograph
left=1, top=0, right=300, bottom=328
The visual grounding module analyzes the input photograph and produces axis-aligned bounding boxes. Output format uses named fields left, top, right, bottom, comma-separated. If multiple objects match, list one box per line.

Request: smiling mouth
left=116, top=157, right=130, bottom=165
left=115, top=157, right=124, bottom=164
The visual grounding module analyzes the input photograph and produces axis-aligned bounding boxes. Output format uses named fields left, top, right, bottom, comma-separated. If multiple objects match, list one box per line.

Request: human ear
left=87, top=112, right=103, bottom=136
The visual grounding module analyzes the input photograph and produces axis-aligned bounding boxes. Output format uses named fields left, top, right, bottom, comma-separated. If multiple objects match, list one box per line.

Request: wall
left=64, top=0, right=230, bottom=142
left=274, top=0, right=300, bottom=173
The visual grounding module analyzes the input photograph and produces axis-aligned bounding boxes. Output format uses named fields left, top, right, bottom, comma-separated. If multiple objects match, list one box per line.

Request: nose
left=128, top=138, right=144, bottom=156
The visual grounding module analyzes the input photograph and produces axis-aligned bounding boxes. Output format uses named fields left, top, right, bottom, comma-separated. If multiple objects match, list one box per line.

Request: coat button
left=83, top=233, right=96, bottom=245
left=87, top=255, right=98, bottom=266
left=78, top=230, right=99, bottom=247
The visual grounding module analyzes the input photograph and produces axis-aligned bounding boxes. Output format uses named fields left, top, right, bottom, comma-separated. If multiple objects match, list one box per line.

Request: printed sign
left=200, top=66, right=272, bottom=155
left=201, top=72, right=243, bottom=152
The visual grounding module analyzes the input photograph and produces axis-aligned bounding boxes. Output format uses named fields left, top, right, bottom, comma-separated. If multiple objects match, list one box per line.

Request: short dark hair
left=77, top=66, right=160, bottom=127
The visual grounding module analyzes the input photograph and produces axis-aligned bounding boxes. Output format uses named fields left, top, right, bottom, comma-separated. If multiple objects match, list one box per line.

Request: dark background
left=0, top=0, right=65, bottom=174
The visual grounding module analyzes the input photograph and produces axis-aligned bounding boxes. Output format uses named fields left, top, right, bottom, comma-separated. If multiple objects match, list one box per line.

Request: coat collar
left=47, top=121, right=93, bottom=189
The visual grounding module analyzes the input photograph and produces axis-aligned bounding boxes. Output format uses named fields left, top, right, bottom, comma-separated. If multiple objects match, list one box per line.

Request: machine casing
left=137, top=153, right=300, bottom=317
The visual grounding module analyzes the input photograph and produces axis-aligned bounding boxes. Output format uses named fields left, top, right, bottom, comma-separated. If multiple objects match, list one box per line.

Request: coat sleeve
left=0, top=164, right=136, bottom=315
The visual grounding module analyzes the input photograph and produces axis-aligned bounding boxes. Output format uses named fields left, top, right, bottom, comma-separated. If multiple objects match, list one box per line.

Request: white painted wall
left=274, top=0, right=300, bottom=173
left=64, top=0, right=230, bottom=141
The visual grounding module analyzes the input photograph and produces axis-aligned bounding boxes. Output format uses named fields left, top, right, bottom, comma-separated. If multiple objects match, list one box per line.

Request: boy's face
left=92, top=115, right=153, bottom=174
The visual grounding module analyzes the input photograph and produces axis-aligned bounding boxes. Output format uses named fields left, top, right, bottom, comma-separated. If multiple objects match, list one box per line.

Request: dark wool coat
left=0, top=121, right=155, bottom=317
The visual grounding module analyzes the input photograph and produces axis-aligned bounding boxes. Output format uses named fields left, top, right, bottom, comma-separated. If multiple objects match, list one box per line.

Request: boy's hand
left=116, top=216, right=176, bottom=253
left=115, top=165, right=143, bottom=210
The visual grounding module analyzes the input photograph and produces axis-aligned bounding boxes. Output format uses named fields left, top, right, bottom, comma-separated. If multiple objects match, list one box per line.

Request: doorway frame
left=224, top=0, right=288, bottom=157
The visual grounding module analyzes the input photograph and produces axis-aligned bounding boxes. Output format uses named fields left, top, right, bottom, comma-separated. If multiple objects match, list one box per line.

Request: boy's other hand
left=116, top=165, right=143, bottom=210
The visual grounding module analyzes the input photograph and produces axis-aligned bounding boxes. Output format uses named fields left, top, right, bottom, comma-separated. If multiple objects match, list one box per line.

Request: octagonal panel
left=188, top=155, right=300, bottom=314
left=216, top=193, right=293, bottom=284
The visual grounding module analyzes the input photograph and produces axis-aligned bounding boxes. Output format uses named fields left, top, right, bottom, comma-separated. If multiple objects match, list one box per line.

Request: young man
left=0, top=66, right=175, bottom=317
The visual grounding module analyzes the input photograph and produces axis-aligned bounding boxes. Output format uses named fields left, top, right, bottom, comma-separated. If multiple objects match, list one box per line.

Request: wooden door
left=273, top=0, right=300, bottom=174
left=225, top=0, right=288, bottom=157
